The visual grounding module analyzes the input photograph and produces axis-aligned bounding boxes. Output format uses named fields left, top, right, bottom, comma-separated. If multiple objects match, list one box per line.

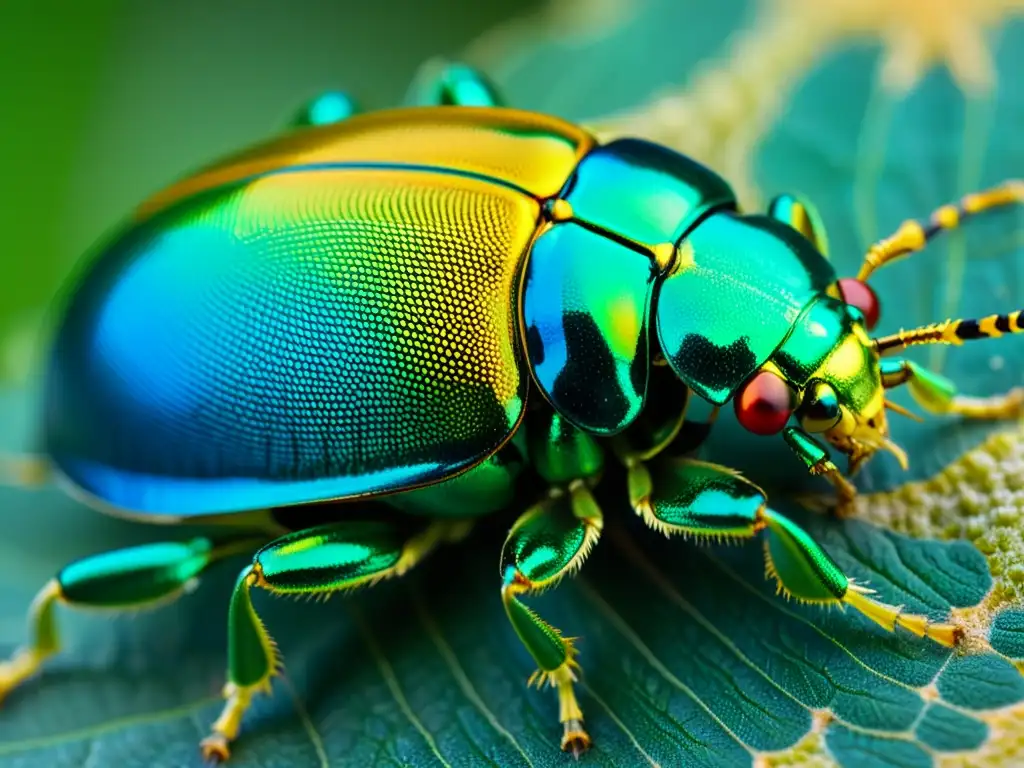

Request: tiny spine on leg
left=760, top=507, right=962, bottom=646
left=501, top=483, right=602, bottom=754
left=201, top=518, right=461, bottom=762
left=628, top=457, right=765, bottom=541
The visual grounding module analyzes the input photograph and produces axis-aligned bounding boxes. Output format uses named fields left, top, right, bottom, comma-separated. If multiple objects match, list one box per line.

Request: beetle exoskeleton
left=3, top=61, right=1022, bottom=762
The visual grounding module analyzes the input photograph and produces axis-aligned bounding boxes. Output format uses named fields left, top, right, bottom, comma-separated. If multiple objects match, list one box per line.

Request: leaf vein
left=349, top=604, right=452, bottom=768
left=409, top=584, right=535, bottom=768
left=576, top=578, right=756, bottom=757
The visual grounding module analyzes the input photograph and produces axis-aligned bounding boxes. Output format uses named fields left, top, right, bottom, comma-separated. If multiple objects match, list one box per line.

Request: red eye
left=735, top=370, right=796, bottom=435
left=837, top=278, right=880, bottom=330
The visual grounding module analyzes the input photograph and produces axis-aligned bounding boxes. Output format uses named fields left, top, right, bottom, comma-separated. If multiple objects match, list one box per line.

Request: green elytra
left=2, top=60, right=1023, bottom=763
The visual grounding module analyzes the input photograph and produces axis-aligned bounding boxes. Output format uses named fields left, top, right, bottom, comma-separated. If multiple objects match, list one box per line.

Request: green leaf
left=3, top=2, right=1024, bottom=766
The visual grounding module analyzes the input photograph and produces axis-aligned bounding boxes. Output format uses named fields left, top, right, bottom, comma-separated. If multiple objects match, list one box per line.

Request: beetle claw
left=200, top=735, right=230, bottom=764
left=561, top=720, right=591, bottom=759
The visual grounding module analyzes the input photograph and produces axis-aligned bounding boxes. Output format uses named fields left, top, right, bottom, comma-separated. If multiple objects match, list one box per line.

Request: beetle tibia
left=501, top=486, right=602, bottom=756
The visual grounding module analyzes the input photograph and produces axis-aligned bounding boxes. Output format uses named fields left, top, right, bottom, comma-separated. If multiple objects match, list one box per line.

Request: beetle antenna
left=873, top=310, right=1023, bottom=355
left=884, top=399, right=922, bottom=422
left=858, top=180, right=1023, bottom=282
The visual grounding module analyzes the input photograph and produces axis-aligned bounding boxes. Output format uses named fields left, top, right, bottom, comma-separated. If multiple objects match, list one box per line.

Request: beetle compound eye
left=837, top=278, right=880, bottom=330
left=735, top=370, right=796, bottom=435
left=797, top=380, right=841, bottom=432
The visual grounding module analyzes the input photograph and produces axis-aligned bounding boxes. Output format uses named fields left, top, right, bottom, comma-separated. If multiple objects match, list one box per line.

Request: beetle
left=1, top=60, right=1022, bottom=761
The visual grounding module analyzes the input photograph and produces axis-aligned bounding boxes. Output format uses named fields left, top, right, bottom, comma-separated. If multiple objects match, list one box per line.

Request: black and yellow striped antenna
left=858, top=179, right=1023, bottom=282
left=873, top=310, right=1023, bottom=355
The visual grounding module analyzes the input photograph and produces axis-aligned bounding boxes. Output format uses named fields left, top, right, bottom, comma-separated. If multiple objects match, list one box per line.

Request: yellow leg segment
left=0, top=580, right=60, bottom=700
left=942, top=388, right=1024, bottom=420
left=201, top=519, right=463, bottom=762
left=844, top=583, right=961, bottom=647
left=859, top=179, right=1024, bottom=281
left=1, top=537, right=258, bottom=710
left=811, top=460, right=859, bottom=516
left=501, top=484, right=603, bottom=755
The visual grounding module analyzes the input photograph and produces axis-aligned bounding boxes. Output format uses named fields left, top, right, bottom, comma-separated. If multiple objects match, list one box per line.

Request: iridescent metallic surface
left=138, top=107, right=592, bottom=220
left=502, top=497, right=590, bottom=586
left=795, top=381, right=841, bottom=432
left=14, top=62, right=1001, bottom=763
left=773, top=296, right=856, bottom=385
left=762, top=509, right=848, bottom=602
left=256, top=521, right=404, bottom=592
left=385, top=438, right=525, bottom=517
left=773, top=297, right=880, bottom=415
left=291, top=91, right=359, bottom=128
left=523, top=222, right=656, bottom=434
left=782, top=427, right=829, bottom=468
left=657, top=212, right=837, bottom=405
left=643, top=458, right=764, bottom=537
left=767, top=193, right=829, bottom=256
left=615, top=364, right=690, bottom=460
left=527, top=407, right=605, bottom=485
left=560, top=138, right=735, bottom=248
left=44, top=108, right=593, bottom=517
left=58, top=539, right=212, bottom=606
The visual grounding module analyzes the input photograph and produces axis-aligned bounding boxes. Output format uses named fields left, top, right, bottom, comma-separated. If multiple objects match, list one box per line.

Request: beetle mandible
left=2, top=61, right=1022, bottom=760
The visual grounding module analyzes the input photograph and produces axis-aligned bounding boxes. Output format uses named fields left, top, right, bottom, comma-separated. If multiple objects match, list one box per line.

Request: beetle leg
left=671, top=403, right=721, bottom=456
left=289, top=91, right=360, bottom=128
left=628, top=457, right=767, bottom=542
left=767, top=193, right=830, bottom=256
left=880, top=358, right=1023, bottom=420
left=0, top=536, right=261, bottom=703
left=201, top=518, right=468, bottom=762
left=630, top=456, right=962, bottom=646
left=405, top=59, right=503, bottom=107
left=781, top=427, right=859, bottom=517
left=501, top=483, right=603, bottom=756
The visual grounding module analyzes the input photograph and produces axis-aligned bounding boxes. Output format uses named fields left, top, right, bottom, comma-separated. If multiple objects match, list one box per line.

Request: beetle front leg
left=881, top=358, right=1023, bottom=419
left=782, top=426, right=859, bottom=516
left=629, top=457, right=962, bottom=646
left=0, top=536, right=261, bottom=703
left=501, top=483, right=603, bottom=756
left=202, top=517, right=468, bottom=762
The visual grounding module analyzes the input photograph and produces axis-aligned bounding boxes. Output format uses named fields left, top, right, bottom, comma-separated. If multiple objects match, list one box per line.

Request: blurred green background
left=0, top=0, right=536, bottom=381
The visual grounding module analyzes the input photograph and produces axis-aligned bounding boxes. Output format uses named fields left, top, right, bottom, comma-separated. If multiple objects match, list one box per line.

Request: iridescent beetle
left=2, top=61, right=1022, bottom=760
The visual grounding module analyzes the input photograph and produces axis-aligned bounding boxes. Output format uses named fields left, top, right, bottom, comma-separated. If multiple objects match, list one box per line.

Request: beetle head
left=814, top=278, right=905, bottom=474
left=807, top=337, right=904, bottom=476
left=734, top=288, right=906, bottom=474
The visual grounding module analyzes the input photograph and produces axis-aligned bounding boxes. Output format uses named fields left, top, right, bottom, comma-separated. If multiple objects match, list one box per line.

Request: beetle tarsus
left=562, top=719, right=591, bottom=758
left=199, top=734, right=230, bottom=764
